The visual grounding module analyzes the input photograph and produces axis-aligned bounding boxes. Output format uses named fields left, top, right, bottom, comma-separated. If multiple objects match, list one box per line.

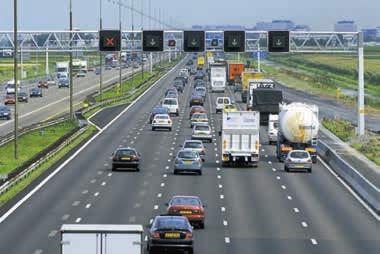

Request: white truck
left=268, top=114, right=279, bottom=145
left=60, top=224, right=144, bottom=254
left=56, top=61, right=69, bottom=79
left=72, top=59, right=88, bottom=73
left=210, top=64, right=226, bottom=92
left=276, top=103, right=319, bottom=163
left=221, top=111, right=260, bottom=167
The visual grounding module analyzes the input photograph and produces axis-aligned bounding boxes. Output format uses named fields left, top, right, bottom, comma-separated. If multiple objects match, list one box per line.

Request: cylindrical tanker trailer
left=276, top=103, right=319, bottom=163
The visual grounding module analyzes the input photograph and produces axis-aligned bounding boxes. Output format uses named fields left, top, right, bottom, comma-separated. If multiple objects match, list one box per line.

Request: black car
left=174, top=76, right=187, bottom=85
left=194, top=86, right=206, bottom=98
left=186, top=60, right=193, bottom=66
left=189, top=94, right=204, bottom=107
left=148, top=215, right=193, bottom=254
left=193, top=79, right=205, bottom=88
left=30, top=87, right=43, bottom=97
left=58, top=78, right=69, bottom=88
left=17, top=92, right=28, bottom=103
left=173, top=80, right=185, bottom=93
left=150, top=106, right=170, bottom=123
left=0, top=105, right=11, bottom=120
left=111, top=147, right=141, bottom=171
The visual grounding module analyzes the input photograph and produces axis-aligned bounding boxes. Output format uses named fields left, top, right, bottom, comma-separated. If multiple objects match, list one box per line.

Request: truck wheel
left=284, top=166, right=289, bottom=172
left=199, top=221, right=205, bottom=229
left=151, top=127, right=155, bottom=131
left=308, top=168, right=312, bottom=173
left=198, top=170, right=202, bottom=175
left=312, top=157, right=317, bottom=164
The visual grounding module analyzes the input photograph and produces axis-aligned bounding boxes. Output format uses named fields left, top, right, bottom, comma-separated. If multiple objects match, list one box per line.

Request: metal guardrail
left=318, top=140, right=380, bottom=214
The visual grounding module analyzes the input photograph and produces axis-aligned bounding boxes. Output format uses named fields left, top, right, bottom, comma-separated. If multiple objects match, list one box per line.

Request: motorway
left=0, top=54, right=165, bottom=136
left=0, top=57, right=379, bottom=254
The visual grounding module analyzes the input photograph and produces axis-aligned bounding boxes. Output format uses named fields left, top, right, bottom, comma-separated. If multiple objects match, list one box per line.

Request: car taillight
left=168, top=120, right=172, bottom=124
left=307, top=159, right=312, bottom=163
left=112, top=155, right=118, bottom=161
left=151, top=232, right=160, bottom=239
left=185, top=232, right=193, bottom=240
left=132, top=155, right=138, bottom=161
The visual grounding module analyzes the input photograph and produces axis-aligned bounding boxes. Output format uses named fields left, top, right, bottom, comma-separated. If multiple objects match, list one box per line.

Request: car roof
left=116, top=147, right=136, bottom=151
left=184, top=139, right=203, bottom=143
left=192, top=112, right=207, bottom=116
left=289, top=150, right=310, bottom=154
left=154, top=113, right=169, bottom=117
left=171, top=195, right=200, bottom=200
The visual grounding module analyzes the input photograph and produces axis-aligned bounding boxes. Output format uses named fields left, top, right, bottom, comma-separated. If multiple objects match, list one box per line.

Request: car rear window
left=178, top=151, right=197, bottom=159
left=193, top=114, right=207, bottom=119
left=155, top=115, right=169, bottom=120
left=171, top=197, right=200, bottom=206
left=195, top=125, right=210, bottom=131
left=164, top=99, right=177, bottom=105
left=290, top=151, right=309, bottom=159
left=184, top=142, right=203, bottom=149
left=117, top=150, right=136, bottom=156
left=155, top=218, right=188, bottom=230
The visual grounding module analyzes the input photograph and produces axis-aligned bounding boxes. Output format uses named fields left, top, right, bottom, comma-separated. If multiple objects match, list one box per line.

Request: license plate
left=194, top=100, right=199, bottom=103
left=121, top=157, right=131, bottom=161
left=179, top=210, right=192, bottom=215
left=294, top=165, right=304, bottom=168
left=164, top=232, right=180, bottom=239
left=183, top=160, right=192, bottom=164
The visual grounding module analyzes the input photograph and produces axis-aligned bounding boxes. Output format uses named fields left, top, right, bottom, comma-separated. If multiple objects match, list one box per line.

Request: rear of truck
left=241, top=71, right=263, bottom=103
left=227, top=63, right=245, bottom=86
left=221, top=111, right=260, bottom=167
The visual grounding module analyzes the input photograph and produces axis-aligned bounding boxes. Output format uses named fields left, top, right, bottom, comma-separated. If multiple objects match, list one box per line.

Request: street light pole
left=357, top=32, right=365, bottom=137
left=69, top=0, right=74, bottom=119
left=99, top=0, right=103, bottom=101
left=118, top=0, right=122, bottom=94
left=13, top=0, right=19, bottom=159
left=141, top=0, right=144, bottom=79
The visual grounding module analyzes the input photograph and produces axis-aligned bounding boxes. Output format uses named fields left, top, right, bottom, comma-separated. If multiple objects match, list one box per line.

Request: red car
left=167, top=196, right=205, bottom=229
left=189, top=105, right=206, bottom=119
left=4, top=95, right=16, bottom=105
left=38, top=80, right=49, bottom=89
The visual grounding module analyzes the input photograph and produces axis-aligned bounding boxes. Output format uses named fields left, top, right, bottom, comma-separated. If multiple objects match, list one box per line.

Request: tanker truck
left=276, top=103, right=319, bottom=163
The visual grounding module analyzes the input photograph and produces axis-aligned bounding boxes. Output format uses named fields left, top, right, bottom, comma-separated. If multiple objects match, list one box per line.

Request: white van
left=215, top=97, right=232, bottom=114
left=162, top=98, right=179, bottom=116
left=268, top=114, right=279, bottom=144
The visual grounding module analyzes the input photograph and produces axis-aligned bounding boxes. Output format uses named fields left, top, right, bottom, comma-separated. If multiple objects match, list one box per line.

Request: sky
left=0, top=0, right=379, bottom=30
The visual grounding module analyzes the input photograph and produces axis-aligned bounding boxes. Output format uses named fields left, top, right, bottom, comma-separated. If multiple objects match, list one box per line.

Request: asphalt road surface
left=0, top=58, right=378, bottom=254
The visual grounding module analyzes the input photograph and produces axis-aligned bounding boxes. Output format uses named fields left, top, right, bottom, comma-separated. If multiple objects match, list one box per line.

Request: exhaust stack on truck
left=221, top=111, right=260, bottom=167
left=276, top=103, right=319, bottom=163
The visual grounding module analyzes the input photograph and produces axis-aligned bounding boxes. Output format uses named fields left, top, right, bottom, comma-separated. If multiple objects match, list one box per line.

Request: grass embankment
left=0, top=121, right=77, bottom=176
left=322, top=118, right=380, bottom=166
left=0, top=125, right=97, bottom=207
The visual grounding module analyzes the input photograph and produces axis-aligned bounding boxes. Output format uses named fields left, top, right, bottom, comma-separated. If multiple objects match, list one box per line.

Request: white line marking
left=33, top=249, right=43, bottom=254
left=217, top=175, right=221, bottom=179
left=217, top=167, right=221, bottom=171
left=75, top=217, right=82, bottom=223
left=281, top=185, right=287, bottom=190
left=48, top=230, right=58, bottom=238
left=61, top=214, right=70, bottom=221
left=134, top=203, right=141, bottom=208
left=163, top=174, right=167, bottom=178
left=225, top=237, right=230, bottom=244
left=94, top=192, right=100, bottom=197
left=216, top=154, right=219, bottom=157
left=287, top=195, right=293, bottom=200
left=276, top=176, right=281, bottom=180
left=108, top=173, right=112, bottom=177
left=165, top=166, right=170, bottom=170
left=301, top=222, right=308, bottom=228
left=216, top=160, right=220, bottom=163
left=261, top=149, right=265, bottom=152
left=85, top=203, right=92, bottom=209
left=220, top=194, right=224, bottom=199
left=219, top=184, right=223, bottom=189
left=272, top=168, right=277, bottom=172
left=82, top=190, right=89, bottom=194
left=90, top=179, right=96, bottom=183
left=221, top=207, right=226, bottom=212
left=168, top=159, right=171, bottom=162
left=223, top=220, right=228, bottom=226
left=154, top=205, right=159, bottom=210
left=157, top=193, right=162, bottom=198
left=104, top=163, right=109, bottom=167
left=293, top=208, right=300, bottom=213
left=160, top=183, right=165, bottom=187
left=318, top=157, right=380, bottom=221
left=169, top=153, right=173, bottom=156
left=265, top=154, right=268, bottom=158
left=101, top=181, right=106, bottom=186
left=214, top=148, right=218, bottom=151
left=72, top=201, right=80, bottom=206
left=144, top=236, right=148, bottom=241
left=310, top=239, right=318, bottom=245
left=268, top=161, right=272, bottom=164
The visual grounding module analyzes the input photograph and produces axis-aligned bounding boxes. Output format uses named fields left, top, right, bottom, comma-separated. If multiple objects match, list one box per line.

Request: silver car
left=191, top=124, right=212, bottom=143
left=284, top=150, right=313, bottom=173
left=174, top=150, right=202, bottom=175
left=182, top=140, right=206, bottom=161
left=151, top=114, right=172, bottom=131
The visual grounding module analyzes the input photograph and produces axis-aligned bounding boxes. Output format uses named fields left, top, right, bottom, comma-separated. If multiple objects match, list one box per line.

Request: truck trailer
left=221, top=111, right=260, bottom=167
left=227, top=63, right=245, bottom=86
left=241, top=70, right=263, bottom=103
left=210, top=63, right=227, bottom=92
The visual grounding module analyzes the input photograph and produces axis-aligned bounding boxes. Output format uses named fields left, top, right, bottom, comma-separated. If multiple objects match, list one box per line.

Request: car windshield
left=184, top=142, right=202, bottom=149
left=163, top=99, right=177, bottom=105
left=171, top=197, right=200, bottom=206
left=154, top=218, right=188, bottom=230
left=217, top=98, right=224, bottom=104
left=117, top=150, right=136, bottom=156
left=193, top=114, right=207, bottom=119
left=195, top=125, right=210, bottom=131
left=178, top=151, right=198, bottom=159
left=290, top=152, right=309, bottom=159
left=0, top=106, right=8, bottom=111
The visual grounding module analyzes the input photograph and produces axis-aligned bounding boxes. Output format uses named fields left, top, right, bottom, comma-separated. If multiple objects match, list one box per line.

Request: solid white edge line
left=0, top=58, right=184, bottom=224
left=318, top=157, right=380, bottom=221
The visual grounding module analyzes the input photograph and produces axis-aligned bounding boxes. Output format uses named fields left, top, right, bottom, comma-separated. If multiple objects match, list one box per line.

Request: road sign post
left=357, top=32, right=365, bottom=137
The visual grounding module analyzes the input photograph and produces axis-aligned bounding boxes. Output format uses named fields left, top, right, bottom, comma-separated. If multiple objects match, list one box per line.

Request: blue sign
left=251, top=51, right=268, bottom=59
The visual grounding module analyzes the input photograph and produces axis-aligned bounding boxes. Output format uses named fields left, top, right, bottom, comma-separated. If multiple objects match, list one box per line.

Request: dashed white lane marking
left=217, top=167, right=221, bottom=171
left=62, top=214, right=70, bottom=221
left=85, top=203, right=91, bottom=209
left=130, top=141, right=135, bottom=144
left=294, top=208, right=300, bottom=213
left=165, top=166, right=170, bottom=170
left=157, top=193, right=162, bottom=198
left=272, top=168, right=277, bottom=172
left=161, top=183, right=165, bottom=187
left=94, top=192, right=100, bottom=197
left=139, top=190, right=147, bottom=196
left=287, top=195, right=293, bottom=200
left=90, top=179, right=96, bottom=183
left=221, top=207, right=226, bottom=212
left=144, top=236, right=148, bottom=241
left=281, top=185, right=287, bottom=190
left=72, top=201, right=80, bottom=207
left=225, top=237, right=230, bottom=244
left=82, top=190, right=89, bottom=194
left=101, top=181, right=106, bottom=186
left=216, top=160, right=220, bottom=163
left=108, top=173, right=112, bottom=177
left=75, top=217, right=82, bottom=223
left=154, top=205, right=159, bottom=210
left=134, top=203, right=141, bottom=208
left=48, top=230, right=58, bottom=238
left=172, top=142, right=176, bottom=145
left=223, top=220, right=228, bottom=226
left=276, top=176, right=281, bottom=180
left=265, top=154, right=268, bottom=158
left=219, top=184, right=223, bottom=189
left=163, top=174, right=168, bottom=178
left=118, top=144, right=123, bottom=148
left=216, top=154, right=219, bottom=157
left=301, top=222, right=308, bottom=228
left=149, top=218, right=154, bottom=224
left=171, top=147, right=175, bottom=150
left=168, top=159, right=171, bottom=162
left=214, top=148, right=218, bottom=151
left=104, top=163, right=109, bottom=167
left=169, top=153, right=173, bottom=156
left=33, top=249, right=43, bottom=254
left=217, top=175, right=222, bottom=179
left=143, top=181, right=149, bottom=186
left=261, top=149, right=265, bottom=152
left=310, top=239, right=318, bottom=245
left=220, top=194, right=224, bottom=199
left=268, top=161, right=272, bottom=164
left=128, top=216, right=136, bottom=223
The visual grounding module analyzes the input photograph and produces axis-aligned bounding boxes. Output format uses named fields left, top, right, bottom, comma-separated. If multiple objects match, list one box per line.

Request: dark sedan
left=149, top=106, right=170, bottom=123
left=189, top=94, right=204, bottom=107
left=17, top=92, right=29, bottom=103
left=147, top=215, right=193, bottom=254
left=173, top=80, right=185, bottom=93
left=30, top=87, right=43, bottom=97
left=111, top=147, right=141, bottom=171
left=0, top=105, right=11, bottom=120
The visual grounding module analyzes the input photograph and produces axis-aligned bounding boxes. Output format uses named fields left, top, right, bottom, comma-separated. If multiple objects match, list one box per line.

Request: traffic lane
left=208, top=88, right=316, bottom=254
left=0, top=58, right=186, bottom=254
left=227, top=86, right=380, bottom=253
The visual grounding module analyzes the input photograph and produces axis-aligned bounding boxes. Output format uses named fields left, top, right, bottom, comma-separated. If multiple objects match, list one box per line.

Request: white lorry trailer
left=268, top=114, right=279, bottom=145
left=56, top=61, right=69, bottom=79
left=60, top=224, right=144, bottom=254
left=210, top=64, right=226, bottom=92
left=276, top=103, right=319, bottom=163
left=221, top=111, right=260, bottom=167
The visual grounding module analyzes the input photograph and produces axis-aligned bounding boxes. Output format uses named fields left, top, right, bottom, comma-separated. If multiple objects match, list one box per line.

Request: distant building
left=254, top=20, right=307, bottom=31
left=294, top=25, right=311, bottom=31
left=334, top=20, right=357, bottom=32
left=271, top=20, right=296, bottom=31
left=255, top=22, right=272, bottom=31
left=362, top=28, right=378, bottom=42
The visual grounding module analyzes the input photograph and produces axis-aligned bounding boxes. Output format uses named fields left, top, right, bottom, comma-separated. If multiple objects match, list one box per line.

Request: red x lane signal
left=105, top=37, right=115, bottom=47
left=99, top=30, right=121, bottom=52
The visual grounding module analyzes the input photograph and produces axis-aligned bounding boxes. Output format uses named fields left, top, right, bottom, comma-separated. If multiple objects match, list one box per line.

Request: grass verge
left=0, top=125, right=97, bottom=208
left=322, top=118, right=380, bottom=166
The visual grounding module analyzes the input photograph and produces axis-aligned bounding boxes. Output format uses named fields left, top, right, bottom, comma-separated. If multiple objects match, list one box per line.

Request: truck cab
left=268, top=114, right=279, bottom=145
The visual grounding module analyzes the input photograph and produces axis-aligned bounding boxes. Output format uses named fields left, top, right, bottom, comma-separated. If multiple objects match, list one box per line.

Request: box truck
left=227, top=63, right=245, bottom=86
left=210, top=63, right=226, bottom=92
